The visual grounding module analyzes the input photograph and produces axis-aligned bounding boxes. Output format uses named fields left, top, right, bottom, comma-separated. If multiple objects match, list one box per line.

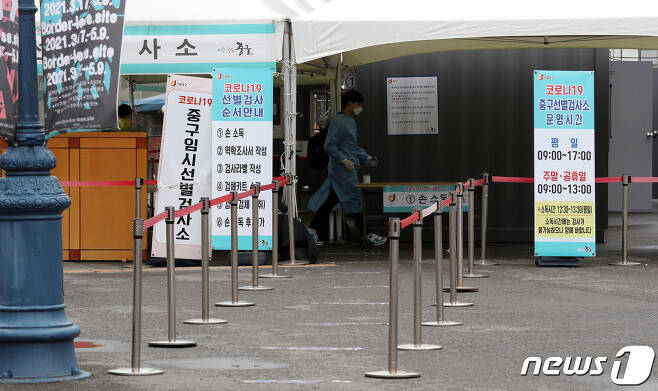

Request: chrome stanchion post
left=185, top=198, right=228, bottom=325
left=451, top=183, right=478, bottom=292
left=445, top=193, right=474, bottom=308
left=336, top=207, right=346, bottom=244
left=464, top=179, right=487, bottom=278
left=135, top=178, right=143, bottom=220
left=261, top=180, right=291, bottom=278
left=149, top=207, right=196, bottom=347
left=328, top=211, right=336, bottom=244
left=109, top=219, right=164, bottom=375
left=424, top=200, right=462, bottom=327
left=240, top=184, right=273, bottom=291
left=216, top=192, right=255, bottom=307
left=399, top=209, right=441, bottom=351
left=365, top=218, right=420, bottom=379
left=476, top=173, right=498, bottom=266
left=610, top=175, right=640, bottom=266
left=280, top=175, right=309, bottom=266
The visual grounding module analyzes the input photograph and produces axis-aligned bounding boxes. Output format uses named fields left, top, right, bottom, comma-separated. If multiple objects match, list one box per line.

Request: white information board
left=386, top=76, right=439, bottom=135
left=152, top=75, right=213, bottom=260
left=211, top=65, right=274, bottom=250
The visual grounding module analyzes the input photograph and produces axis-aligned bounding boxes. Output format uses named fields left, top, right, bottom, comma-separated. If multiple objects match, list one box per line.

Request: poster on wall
left=152, top=75, right=212, bottom=260
left=40, top=0, right=126, bottom=134
left=383, top=185, right=468, bottom=213
left=533, top=70, right=595, bottom=257
left=0, top=0, right=18, bottom=139
left=211, top=64, right=274, bottom=250
left=386, top=76, right=438, bottom=136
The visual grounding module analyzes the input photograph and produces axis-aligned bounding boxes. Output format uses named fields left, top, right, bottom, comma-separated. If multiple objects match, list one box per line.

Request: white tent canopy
left=292, top=0, right=658, bottom=67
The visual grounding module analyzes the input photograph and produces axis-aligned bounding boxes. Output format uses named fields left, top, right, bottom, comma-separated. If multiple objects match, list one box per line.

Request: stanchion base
left=260, top=273, right=292, bottom=279
left=239, top=285, right=273, bottom=291
left=474, top=260, right=499, bottom=266
left=443, top=301, right=474, bottom=307
left=148, top=340, right=196, bottom=348
left=421, top=320, right=463, bottom=327
left=365, top=370, right=421, bottom=379
left=183, top=318, right=228, bottom=325
left=397, top=343, right=442, bottom=351
left=609, top=261, right=642, bottom=266
left=215, top=300, right=255, bottom=307
left=108, top=367, right=164, bottom=376
left=463, top=273, right=488, bottom=278
left=279, top=260, right=310, bottom=266
left=443, top=287, right=479, bottom=292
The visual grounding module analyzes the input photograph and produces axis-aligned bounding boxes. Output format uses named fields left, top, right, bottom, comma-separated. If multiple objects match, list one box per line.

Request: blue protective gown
left=308, top=113, right=369, bottom=214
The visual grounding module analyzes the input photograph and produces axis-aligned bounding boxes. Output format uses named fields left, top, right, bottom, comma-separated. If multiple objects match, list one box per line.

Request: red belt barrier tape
left=475, top=178, right=486, bottom=187
left=145, top=180, right=157, bottom=185
left=400, top=212, right=419, bottom=230
left=631, top=177, right=658, bottom=183
left=274, top=176, right=288, bottom=186
left=144, top=211, right=168, bottom=229
left=60, top=180, right=137, bottom=187
left=238, top=187, right=256, bottom=200
left=491, top=176, right=534, bottom=183
left=175, top=202, right=204, bottom=218
left=210, top=193, right=233, bottom=208
left=595, top=177, right=622, bottom=183
left=260, top=183, right=275, bottom=192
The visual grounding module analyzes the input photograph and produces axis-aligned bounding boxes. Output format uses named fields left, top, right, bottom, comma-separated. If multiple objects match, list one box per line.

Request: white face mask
left=353, top=106, right=363, bottom=116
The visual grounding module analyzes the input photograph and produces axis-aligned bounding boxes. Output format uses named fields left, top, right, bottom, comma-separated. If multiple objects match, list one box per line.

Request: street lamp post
left=0, top=0, right=89, bottom=383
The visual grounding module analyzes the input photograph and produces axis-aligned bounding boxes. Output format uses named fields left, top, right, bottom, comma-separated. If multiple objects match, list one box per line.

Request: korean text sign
left=386, top=76, right=438, bottom=136
left=40, top=0, right=126, bottom=134
left=152, top=75, right=213, bottom=260
left=383, top=185, right=467, bottom=213
left=533, top=70, right=595, bottom=257
left=211, top=64, right=274, bottom=250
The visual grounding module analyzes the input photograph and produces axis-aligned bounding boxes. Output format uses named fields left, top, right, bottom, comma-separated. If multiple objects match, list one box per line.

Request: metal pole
left=280, top=175, right=309, bottom=266
left=365, top=218, right=420, bottom=379
left=336, top=207, right=345, bottom=244
left=261, top=180, right=291, bottom=278
left=424, top=200, right=462, bottom=327
left=109, top=220, right=164, bottom=375
left=464, top=179, right=487, bottom=278
left=185, top=198, right=228, bottom=325
left=216, top=193, right=255, bottom=307
left=610, top=175, right=641, bottom=266
left=135, top=178, right=143, bottom=220
left=240, top=184, right=273, bottom=291
left=329, top=211, right=336, bottom=244
left=475, top=173, right=498, bottom=266
left=454, top=183, right=478, bottom=292
left=149, top=207, right=196, bottom=347
left=445, top=193, right=473, bottom=308
left=399, top=209, right=441, bottom=351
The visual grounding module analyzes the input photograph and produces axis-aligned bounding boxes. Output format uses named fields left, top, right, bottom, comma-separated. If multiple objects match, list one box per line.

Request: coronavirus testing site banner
left=534, top=70, right=595, bottom=257
left=40, top=0, right=126, bottom=134
left=211, top=64, right=274, bottom=251
left=152, top=75, right=213, bottom=260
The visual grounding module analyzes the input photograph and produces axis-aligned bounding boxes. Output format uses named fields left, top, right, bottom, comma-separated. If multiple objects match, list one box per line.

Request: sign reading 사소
left=533, top=70, right=595, bottom=257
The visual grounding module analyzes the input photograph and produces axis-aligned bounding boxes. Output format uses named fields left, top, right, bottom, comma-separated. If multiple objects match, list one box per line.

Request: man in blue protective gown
left=307, top=90, right=387, bottom=247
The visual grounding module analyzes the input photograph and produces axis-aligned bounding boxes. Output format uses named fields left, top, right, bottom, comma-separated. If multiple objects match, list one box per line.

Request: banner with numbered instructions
left=534, top=70, right=595, bottom=257
left=121, top=24, right=276, bottom=74
left=211, top=64, right=274, bottom=250
left=0, top=0, right=18, bottom=139
left=40, top=0, right=126, bottom=134
left=383, top=185, right=468, bottom=213
left=386, top=76, right=438, bottom=136
left=152, top=75, right=213, bottom=260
